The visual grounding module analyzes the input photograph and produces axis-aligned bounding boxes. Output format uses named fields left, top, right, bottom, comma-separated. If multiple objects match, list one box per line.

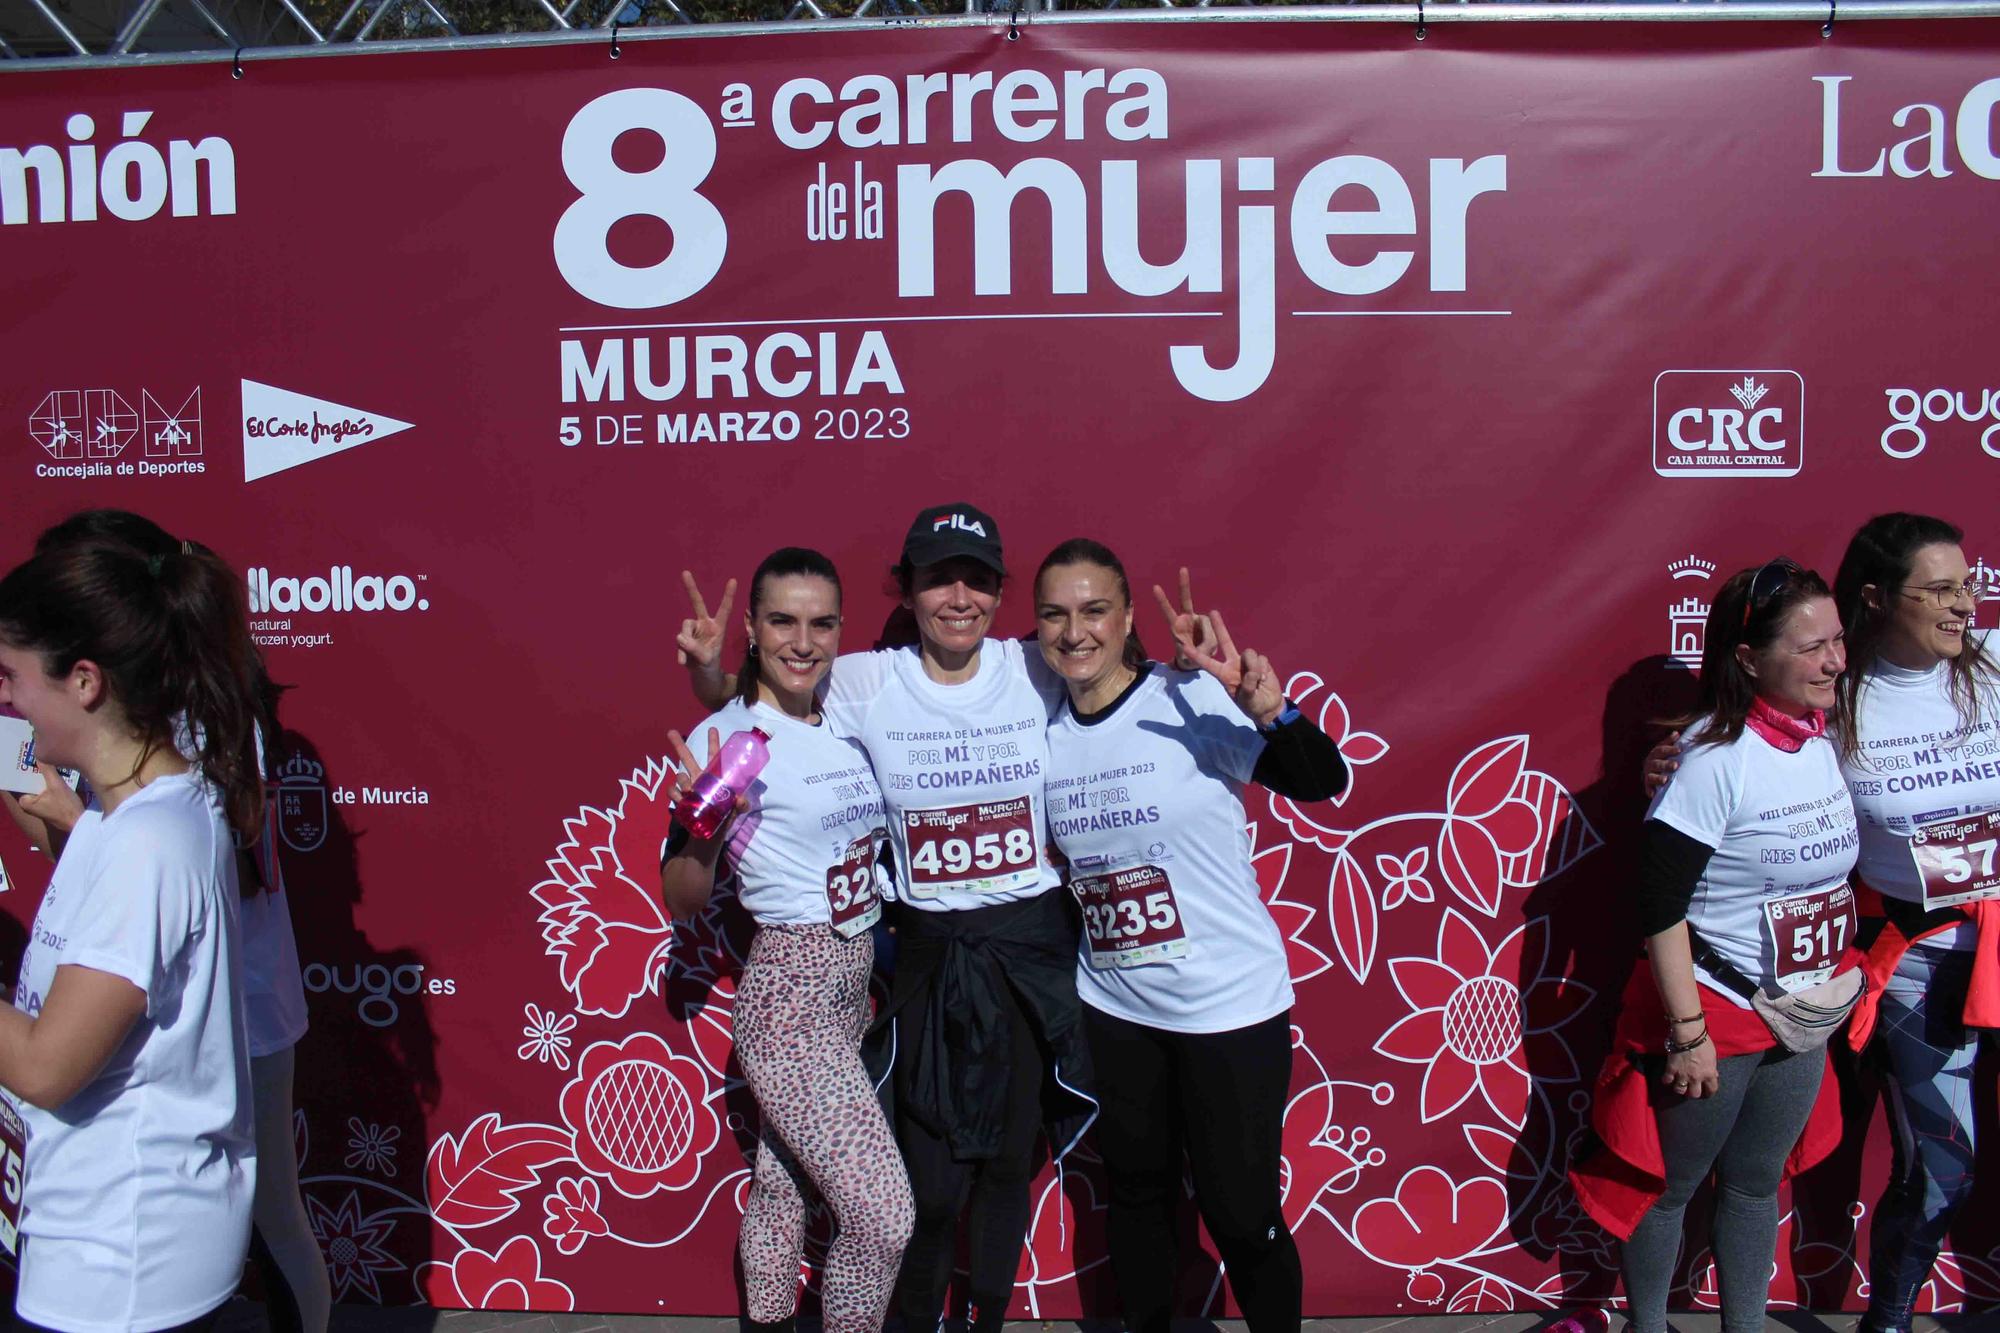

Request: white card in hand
left=0, top=715, right=50, bottom=795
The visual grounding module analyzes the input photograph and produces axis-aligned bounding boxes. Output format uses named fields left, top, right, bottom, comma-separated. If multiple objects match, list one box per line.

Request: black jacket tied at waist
left=876, top=889, right=1098, bottom=1164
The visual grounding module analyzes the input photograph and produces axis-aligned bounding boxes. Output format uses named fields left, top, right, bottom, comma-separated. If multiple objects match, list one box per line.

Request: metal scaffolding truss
left=4, top=0, right=1998, bottom=66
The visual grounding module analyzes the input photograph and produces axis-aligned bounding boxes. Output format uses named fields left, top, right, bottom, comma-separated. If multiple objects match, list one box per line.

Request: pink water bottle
left=676, top=727, right=771, bottom=839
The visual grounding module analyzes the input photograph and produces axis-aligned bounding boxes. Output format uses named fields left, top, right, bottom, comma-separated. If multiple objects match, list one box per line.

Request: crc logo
left=1880, top=386, right=2000, bottom=460
left=1652, top=371, right=1804, bottom=478
left=29, top=387, right=202, bottom=460
left=301, top=960, right=455, bottom=1027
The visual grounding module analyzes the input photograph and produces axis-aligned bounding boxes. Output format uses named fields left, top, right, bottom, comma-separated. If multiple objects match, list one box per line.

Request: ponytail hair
left=1034, top=537, right=1148, bottom=672
left=0, top=512, right=265, bottom=840
left=735, top=546, right=843, bottom=705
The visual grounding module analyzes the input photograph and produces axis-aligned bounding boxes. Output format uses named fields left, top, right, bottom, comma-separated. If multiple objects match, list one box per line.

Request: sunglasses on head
left=1742, top=557, right=1805, bottom=631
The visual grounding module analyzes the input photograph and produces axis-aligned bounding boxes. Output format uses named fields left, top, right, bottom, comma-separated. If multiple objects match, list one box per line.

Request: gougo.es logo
left=302, top=960, right=456, bottom=1027
left=1880, top=386, right=2000, bottom=460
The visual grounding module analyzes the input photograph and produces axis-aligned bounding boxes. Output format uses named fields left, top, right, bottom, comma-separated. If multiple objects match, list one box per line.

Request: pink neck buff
left=1746, top=696, right=1826, bottom=752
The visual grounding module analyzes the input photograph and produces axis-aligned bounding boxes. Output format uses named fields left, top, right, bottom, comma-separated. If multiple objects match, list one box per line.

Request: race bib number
left=1761, top=882, right=1856, bottom=993
left=0, top=1095, right=24, bottom=1255
left=902, top=796, right=1040, bottom=897
left=825, top=834, right=883, bottom=939
left=1910, top=810, right=2000, bottom=910
left=1072, top=864, right=1189, bottom=970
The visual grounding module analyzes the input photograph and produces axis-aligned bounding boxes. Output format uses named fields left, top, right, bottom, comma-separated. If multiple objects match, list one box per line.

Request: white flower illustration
left=343, top=1117, right=401, bottom=1176
left=519, top=1002, right=579, bottom=1071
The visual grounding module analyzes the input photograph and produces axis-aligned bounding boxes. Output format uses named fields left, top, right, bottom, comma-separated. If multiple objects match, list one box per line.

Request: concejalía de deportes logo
left=28, top=386, right=205, bottom=478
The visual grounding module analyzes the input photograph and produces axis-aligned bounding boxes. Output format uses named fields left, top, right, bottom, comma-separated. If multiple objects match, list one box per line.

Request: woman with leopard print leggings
left=664, top=549, right=913, bottom=1333
left=734, top=925, right=910, bottom=1331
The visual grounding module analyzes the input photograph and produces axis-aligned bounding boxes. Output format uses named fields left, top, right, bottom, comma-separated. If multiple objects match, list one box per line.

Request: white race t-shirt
left=820, top=638, right=1060, bottom=912
left=11, top=771, right=255, bottom=1333
left=686, top=698, right=887, bottom=928
left=1845, top=655, right=2000, bottom=948
left=244, top=731, right=308, bottom=1056
left=1045, top=667, right=1293, bottom=1033
left=171, top=717, right=307, bottom=1057
left=1648, top=720, right=1861, bottom=1006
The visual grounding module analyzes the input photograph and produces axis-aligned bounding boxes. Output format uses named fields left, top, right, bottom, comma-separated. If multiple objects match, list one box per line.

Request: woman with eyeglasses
left=1635, top=515, right=2000, bottom=1333
left=1574, top=558, right=1860, bottom=1333
left=1826, top=515, right=1999, bottom=1333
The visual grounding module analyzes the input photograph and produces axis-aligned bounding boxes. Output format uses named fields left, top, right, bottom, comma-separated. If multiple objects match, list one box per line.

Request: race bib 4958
left=902, top=796, right=1040, bottom=897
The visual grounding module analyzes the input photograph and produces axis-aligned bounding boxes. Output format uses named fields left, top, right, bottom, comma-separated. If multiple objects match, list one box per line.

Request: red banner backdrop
left=3, top=15, right=1999, bottom=1318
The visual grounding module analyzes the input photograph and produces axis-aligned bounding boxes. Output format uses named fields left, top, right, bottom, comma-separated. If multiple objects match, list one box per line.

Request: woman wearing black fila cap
left=683, top=502, right=1095, bottom=1333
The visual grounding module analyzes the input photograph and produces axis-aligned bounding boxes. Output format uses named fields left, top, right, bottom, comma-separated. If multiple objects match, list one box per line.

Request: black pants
left=1084, top=1004, right=1301, bottom=1333
left=892, top=978, right=1044, bottom=1330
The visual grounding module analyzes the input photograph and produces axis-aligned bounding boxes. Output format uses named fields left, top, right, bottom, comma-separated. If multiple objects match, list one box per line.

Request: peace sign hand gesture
left=1232, top=643, right=1287, bottom=729
left=1152, top=567, right=1221, bottom=678
left=665, top=727, right=746, bottom=839
left=1179, top=610, right=1287, bottom=727
left=676, top=571, right=737, bottom=672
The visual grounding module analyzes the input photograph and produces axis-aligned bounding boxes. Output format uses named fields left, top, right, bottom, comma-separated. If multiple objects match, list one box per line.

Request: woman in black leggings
left=1034, top=540, right=1346, bottom=1333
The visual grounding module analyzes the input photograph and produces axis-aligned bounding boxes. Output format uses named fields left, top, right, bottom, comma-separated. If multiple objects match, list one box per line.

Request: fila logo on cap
left=933, top=513, right=987, bottom=537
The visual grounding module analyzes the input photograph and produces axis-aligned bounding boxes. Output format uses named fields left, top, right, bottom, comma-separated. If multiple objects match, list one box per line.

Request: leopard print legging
left=735, top=924, right=914, bottom=1333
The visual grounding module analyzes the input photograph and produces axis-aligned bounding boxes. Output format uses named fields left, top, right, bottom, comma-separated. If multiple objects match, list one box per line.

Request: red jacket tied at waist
left=1847, top=884, right=2000, bottom=1050
left=1567, top=961, right=1845, bottom=1242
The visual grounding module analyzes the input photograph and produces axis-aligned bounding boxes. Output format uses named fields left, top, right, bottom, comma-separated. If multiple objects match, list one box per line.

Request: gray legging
left=1622, top=1045, right=1824, bottom=1333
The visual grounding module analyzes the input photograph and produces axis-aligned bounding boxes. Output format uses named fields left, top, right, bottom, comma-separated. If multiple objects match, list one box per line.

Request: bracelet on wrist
left=1667, top=1011, right=1704, bottom=1026
left=1664, top=1028, right=1710, bottom=1055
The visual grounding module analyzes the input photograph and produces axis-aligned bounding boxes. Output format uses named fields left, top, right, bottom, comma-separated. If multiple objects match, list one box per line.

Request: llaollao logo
left=249, top=566, right=429, bottom=614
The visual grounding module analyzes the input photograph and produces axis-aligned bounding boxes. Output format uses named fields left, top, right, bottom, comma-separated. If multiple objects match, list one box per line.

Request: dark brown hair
left=736, top=547, right=841, bottom=705
left=1678, top=560, right=1835, bottom=750
left=1033, top=537, right=1148, bottom=673
left=1, top=511, right=264, bottom=839
left=1832, top=512, right=1998, bottom=759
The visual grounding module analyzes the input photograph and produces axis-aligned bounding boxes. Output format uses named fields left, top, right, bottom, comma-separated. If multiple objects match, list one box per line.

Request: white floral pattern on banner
left=541, top=1177, right=609, bottom=1256
left=344, top=1117, right=401, bottom=1176
left=417, top=1234, right=575, bottom=1310
left=518, top=1002, right=578, bottom=1070
left=528, top=758, right=682, bottom=1019
left=1372, top=910, right=1594, bottom=1129
left=559, top=1030, right=723, bottom=1199
left=306, top=1189, right=407, bottom=1302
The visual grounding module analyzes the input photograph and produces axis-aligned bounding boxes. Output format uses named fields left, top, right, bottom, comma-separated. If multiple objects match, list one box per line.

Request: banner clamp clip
left=1822, top=0, right=1835, bottom=37
left=1414, top=0, right=1427, bottom=42
left=609, top=21, right=622, bottom=59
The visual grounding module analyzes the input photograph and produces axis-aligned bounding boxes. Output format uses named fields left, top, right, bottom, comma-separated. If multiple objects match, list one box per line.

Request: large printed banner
left=3, top=16, right=1999, bottom=1318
